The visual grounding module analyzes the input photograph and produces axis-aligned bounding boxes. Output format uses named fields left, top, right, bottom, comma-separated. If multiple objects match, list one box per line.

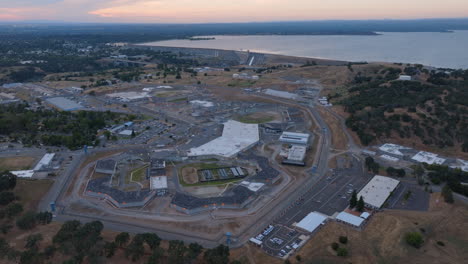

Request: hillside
left=333, top=65, right=468, bottom=156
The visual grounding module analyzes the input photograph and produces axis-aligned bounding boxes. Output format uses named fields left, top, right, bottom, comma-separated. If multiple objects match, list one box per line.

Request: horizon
left=1, top=0, right=468, bottom=23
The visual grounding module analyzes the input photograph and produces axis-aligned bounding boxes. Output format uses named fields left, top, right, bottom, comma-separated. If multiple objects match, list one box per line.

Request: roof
left=11, top=170, right=35, bottom=178
left=287, top=145, right=307, bottom=161
left=150, top=176, right=168, bottom=190
left=240, top=181, right=265, bottom=192
left=46, top=97, right=83, bottom=111
left=360, top=212, right=371, bottom=219
left=119, top=130, right=133, bottom=136
left=411, top=151, right=446, bottom=165
left=33, top=153, right=55, bottom=171
left=249, top=238, right=262, bottom=246
left=379, top=143, right=410, bottom=157
left=264, top=89, right=299, bottom=100
left=357, top=175, right=400, bottom=208
left=188, top=120, right=259, bottom=158
left=295, top=212, right=327, bottom=232
left=336, top=212, right=365, bottom=227
left=380, top=154, right=399, bottom=162
left=279, top=132, right=310, bottom=144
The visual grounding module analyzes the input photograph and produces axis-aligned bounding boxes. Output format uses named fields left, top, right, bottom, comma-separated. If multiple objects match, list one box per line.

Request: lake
left=141, top=31, right=468, bottom=69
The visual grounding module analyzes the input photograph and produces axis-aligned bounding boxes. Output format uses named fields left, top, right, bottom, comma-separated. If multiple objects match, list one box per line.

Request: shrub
left=339, top=236, right=348, bottom=244
left=436, top=241, right=445, bottom=246
left=405, top=232, right=424, bottom=248
left=336, top=247, right=348, bottom=257
left=331, top=242, right=339, bottom=251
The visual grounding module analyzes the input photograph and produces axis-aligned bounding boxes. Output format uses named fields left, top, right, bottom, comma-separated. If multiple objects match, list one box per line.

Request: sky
left=0, top=0, right=467, bottom=23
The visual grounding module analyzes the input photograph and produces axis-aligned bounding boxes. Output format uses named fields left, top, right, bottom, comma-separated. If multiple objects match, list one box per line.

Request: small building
left=336, top=212, right=365, bottom=227
left=150, top=176, right=168, bottom=196
left=95, top=159, right=117, bottom=175
left=11, top=170, right=35, bottom=178
left=398, top=75, right=412, bottom=81
left=357, top=175, right=400, bottom=209
left=149, top=159, right=166, bottom=178
left=249, top=237, right=263, bottom=247
left=411, top=151, right=446, bottom=165
left=283, top=145, right=307, bottom=166
left=279, top=132, right=310, bottom=145
left=295, top=211, right=327, bottom=233
left=33, top=153, right=55, bottom=171
left=118, top=130, right=133, bottom=136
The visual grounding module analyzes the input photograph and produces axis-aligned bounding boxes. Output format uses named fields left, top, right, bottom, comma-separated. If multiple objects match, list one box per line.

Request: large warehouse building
left=357, top=175, right=400, bottom=209
left=279, top=132, right=310, bottom=145
left=188, top=120, right=259, bottom=158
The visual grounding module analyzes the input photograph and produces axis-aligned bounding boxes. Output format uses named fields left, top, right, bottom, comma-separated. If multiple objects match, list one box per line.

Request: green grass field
left=130, top=165, right=148, bottom=183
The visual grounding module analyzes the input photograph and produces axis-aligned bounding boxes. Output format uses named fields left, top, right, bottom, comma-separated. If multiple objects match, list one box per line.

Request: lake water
left=142, top=31, right=468, bottom=69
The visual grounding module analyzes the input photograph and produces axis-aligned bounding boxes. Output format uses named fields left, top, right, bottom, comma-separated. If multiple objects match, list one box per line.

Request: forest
left=0, top=104, right=126, bottom=150
left=341, top=68, right=468, bottom=152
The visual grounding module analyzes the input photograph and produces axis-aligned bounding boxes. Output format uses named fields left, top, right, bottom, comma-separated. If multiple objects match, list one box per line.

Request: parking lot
left=275, top=155, right=373, bottom=226
left=386, top=181, right=430, bottom=211
left=253, top=224, right=304, bottom=258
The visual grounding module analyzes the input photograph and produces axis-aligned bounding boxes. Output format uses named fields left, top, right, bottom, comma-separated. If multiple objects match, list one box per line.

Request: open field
left=236, top=111, right=281, bottom=124
left=14, top=179, right=54, bottom=210
left=316, top=107, right=348, bottom=150
left=130, top=165, right=148, bottom=182
left=181, top=166, right=199, bottom=184
left=0, top=156, right=37, bottom=171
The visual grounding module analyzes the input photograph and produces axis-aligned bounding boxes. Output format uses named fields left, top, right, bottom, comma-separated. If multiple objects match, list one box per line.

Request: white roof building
left=411, top=151, right=446, bottom=165
left=380, top=154, right=399, bottom=162
left=11, top=170, right=35, bottom=178
left=336, top=212, right=365, bottom=227
left=240, top=181, right=265, bottom=192
left=357, top=175, right=400, bottom=208
left=280, top=132, right=310, bottom=145
left=188, top=120, right=259, bottom=158
left=150, top=176, right=168, bottom=190
left=287, top=145, right=307, bottom=161
left=264, top=89, right=299, bottom=100
left=398, top=75, right=412, bottom=81
left=33, top=153, right=55, bottom=171
left=119, top=130, right=133, bottom=136
left=379, top=143, right=410, bottom=157
left=295, top=212, right=327, bottom=232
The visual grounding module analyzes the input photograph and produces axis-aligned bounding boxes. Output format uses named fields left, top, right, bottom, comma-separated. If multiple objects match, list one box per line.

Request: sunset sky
left=1, top=0, right=468, bottom=23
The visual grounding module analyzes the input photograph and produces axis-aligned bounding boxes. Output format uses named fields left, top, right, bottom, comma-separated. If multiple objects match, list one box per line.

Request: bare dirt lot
left=316, top=107, right=348, bottom=150
left=0, top=156, right=37, bottom=171
left=181, top=166, right=199, bottom=184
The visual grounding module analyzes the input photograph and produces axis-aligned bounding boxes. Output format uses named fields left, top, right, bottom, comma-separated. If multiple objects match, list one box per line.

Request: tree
left=337, top=247, right=348, bottom=257
left=16, top=211, right=38, bottom=230
left=142, top=233, right=161, bottom=250
left=103, top=241, right=117, bottom=258
left=168, top=240, right=187, bottom=264
left=187, top=242, right=203, bottom=260
left=115, top=232, right=130, bottom=246
left=104, top=130, right=111, bottom=140
left=442, top=185, right=454, bottom=204
left=405, top=232, right=424, bottom=248
left=349, top=190, right=357, bottom=208
left=5, top=203, right=23, bottom=218
left=147, top=246, right=164, bottom=264
left=331, top=242, right=339, bottom=251
left=204, top=244, right=230, bottom=264
left=36, top=211, right=53, bottom=225
left=339, top=236, right=348, bottom=244
left=295, top=254, right=302, bottom=261
left=365, top=157, right=374, bottom=171
left=0, top=192, right=15, bottom=205
left=25, top=233, right=43, bottom=250
left=0, top=171, right=16, bottom=192
left=125, top=234, right=145, bottom=262
left=357, top=196, right=365, bottom=212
